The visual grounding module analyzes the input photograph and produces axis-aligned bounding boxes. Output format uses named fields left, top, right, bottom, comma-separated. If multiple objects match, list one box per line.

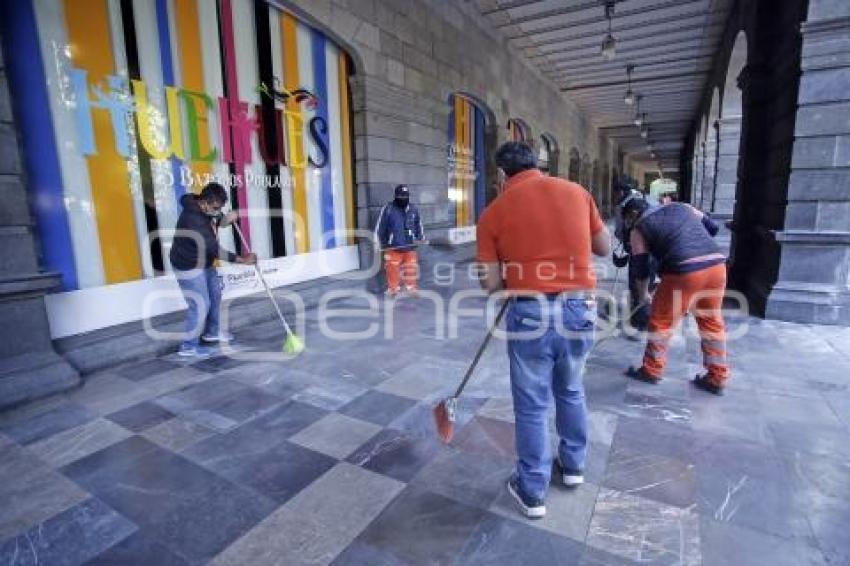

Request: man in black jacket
left=170, top=182, right=255, bottom=357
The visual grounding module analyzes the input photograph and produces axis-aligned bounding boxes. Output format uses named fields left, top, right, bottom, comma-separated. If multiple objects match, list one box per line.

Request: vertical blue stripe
left=155, top=0, right=185, bottom=198
left=0, top=0, right=78, bottom=290
left=474, top=106, right=485, bottom=221
left=446, top=94, right=456, bottom=227
left=311, top=29, right=335, bottom=248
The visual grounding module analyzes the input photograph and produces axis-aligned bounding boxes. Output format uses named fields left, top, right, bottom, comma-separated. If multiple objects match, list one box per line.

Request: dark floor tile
left=331, top=539, right=413, bottom=565
left=347, top=428, right=443, bottom=483
left=456, top=512, right=584, bottom=565
left=191, top=355, right=249, bottom=374
left=0, top=498, right=135, bottom=566
left=579, top=546, right=643, bottom=565
left=700, top=517, right=827, bottom=566
left=452, top=416, right=516, bottom=459
left=388, top=397, right=486, bottom=439
left=206, top=400, right=327, bottom=443
left=188, top=437, right=336, bottom=505
left=114, top=359, right=182, bottom=382
left=1, top=401, right=96, bottom=445
left=768, top=421, right=850, bottom=463
left=411, top=447, right=512, bottom=510
left=155, top=378, right=282, bottom=425
left=610, top=416, right=696, bottom=463
left=351, top=486, right=488, bottom=565
left=760, top=393, right=844, bottom=428
left=86, top=530, right=189, bottom=565
left=62, top=437, right=275, bottom=564
left=105, top=402, right=175, bottom=433
left=620, top=390, right=693, bottom=424
left=693, top=432, right=785, bottom=479
left=338, top=390, right=417, bottom=426
left=602, top=447, right=697, bottom=509
left=804, top=494, right=850, bottom=563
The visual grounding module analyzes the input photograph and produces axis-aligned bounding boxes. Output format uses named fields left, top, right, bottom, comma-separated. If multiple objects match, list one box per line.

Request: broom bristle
left=433, top=401, right=454, bottom=444
left=282, top=334, right=305, bottom=355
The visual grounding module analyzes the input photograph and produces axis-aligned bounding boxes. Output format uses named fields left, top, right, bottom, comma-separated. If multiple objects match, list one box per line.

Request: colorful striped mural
left=3, top=0, right=356, bottom=292
left=447, top=94, right=486, bottom=228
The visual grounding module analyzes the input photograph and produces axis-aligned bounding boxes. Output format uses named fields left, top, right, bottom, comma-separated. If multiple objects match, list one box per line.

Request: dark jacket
left=170, top=194, right=236, bottom=271
left=374, top=202, right=424, bottom=251
left=636, top=203, right=723, bottom=274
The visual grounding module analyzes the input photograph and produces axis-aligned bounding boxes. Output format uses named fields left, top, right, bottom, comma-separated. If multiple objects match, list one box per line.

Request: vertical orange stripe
left=453, top=96, right=463, bottom=228
left=65, top=0, right=142, bottom=283
left=174, top=0, right=212, bottom=181
left=338, top=53, right=355, bottom=245
left=282, top=12, right=309, bottom=253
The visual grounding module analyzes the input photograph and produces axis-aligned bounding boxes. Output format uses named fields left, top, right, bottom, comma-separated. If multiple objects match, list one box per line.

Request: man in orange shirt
left=477, top=142, right=610, bottom=518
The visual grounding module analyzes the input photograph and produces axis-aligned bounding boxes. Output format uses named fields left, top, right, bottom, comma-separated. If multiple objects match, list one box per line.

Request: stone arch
left=507, top=118, right=533, bottom=145
left=538, top=133, right=559, bottom=176
left=568, top=148, right=581, bottom=182
left=592, top=159, right=601, bottom=202
left=714, top=31, right=748, bottom=218
left=580, top=153, right=591, bottom=188
left=447, top=92, right=496, bottom=227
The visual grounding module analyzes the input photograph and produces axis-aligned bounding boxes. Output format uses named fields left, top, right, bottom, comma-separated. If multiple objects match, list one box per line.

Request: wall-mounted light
left=624, top=64, right=635, bottom=105
left=601, top=1, right=617, bottom=61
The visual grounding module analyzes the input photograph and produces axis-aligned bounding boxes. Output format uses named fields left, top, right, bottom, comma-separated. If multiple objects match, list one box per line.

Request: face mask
left=394, top=197, right=409, bottom=208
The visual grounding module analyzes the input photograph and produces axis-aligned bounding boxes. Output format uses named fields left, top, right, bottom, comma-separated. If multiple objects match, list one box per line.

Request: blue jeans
left=176, top=267, right=222, bottom=348
left=507, top=297, right=595, bottom=500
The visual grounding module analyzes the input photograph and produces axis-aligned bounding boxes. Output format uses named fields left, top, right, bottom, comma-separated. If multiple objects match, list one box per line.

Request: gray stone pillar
left=766, top=0, right=850, bottom=324
left=712, top=116, right=742, bottom=219
left=0, top=44, right=80, bottom=408
left=700, top=124, right=719, bottom=211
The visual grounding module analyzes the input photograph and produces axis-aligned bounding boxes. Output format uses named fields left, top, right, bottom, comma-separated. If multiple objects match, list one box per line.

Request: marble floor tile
left=602, top=448, right=697, bottom=509
left=26, top=418, right=133, bottom=468
left=768, top=421, right=850, bottom=463
left=0, top=442, right=88, bottom=541
left=452, top=416, right=516, bottom=460
left=616, top=391, right=693, bottom=424
left=331, top=540, right=413, bottom=565
left=346, top=428, right=443, bottom=483
left=141, top=416, right=218, bottom=453
left=0, top=498, right=136, bottom=566
left=86, top=530, right=189, bottom=565
left=105, top=401, right=176, bottom=433
left=610, top=416, right=696, bottom=463
left=476, top=397, right=515, bottom=423
left=113, top=358, right=182, bottom=382
left=411, top=447, right=513, bottom=510
left=291, top=378, right=370, bottom=411
left=0, top=400, right=96, bottom=445
left=804, top=493, right=850, bottom=564
left=455, top=512, right=585, bottom=565
left=62, top=436, right=275, bottom=564
left=760, top=393, right=844, bottom=428
left=375, top=356, right=466, bottom=401
left=579, top=546, right=643, bottom=565
left=586, top=488, right=701, bottom=566
left=290, top=413, right=382, bottom=459
left=338, top=390, right=417, bottom=427
left=348, top=486, right=488, bottom=565
left=67, top=374, right=155, bottom=416
left=389, top=397, right=486, bottom=439
left=212, top=463, right=404, bottom=566
left=700, top=517, right=827, bottom=566
left=490, top=479, right=600, bottom=542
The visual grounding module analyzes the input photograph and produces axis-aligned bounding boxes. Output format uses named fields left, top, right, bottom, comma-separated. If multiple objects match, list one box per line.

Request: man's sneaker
left=693, top=374, right=725, bottom=396
left=624, top=366, right=661, bottom=384
left=507, top=477, right=546, bottom=519
left=177, top=345, right=215, bottom=358
left=201, top=331, right=233, bottom=343
left=554, top=458, right=584, bottom=488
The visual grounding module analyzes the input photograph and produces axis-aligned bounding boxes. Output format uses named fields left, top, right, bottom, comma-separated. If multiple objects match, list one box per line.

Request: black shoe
left=624, top=366, right=660, bottom=384
left=507, top=477, right=546, bottom=519
left=693, top=374, right=725, bottom=396
left=554, top=458, right=584, bottom=488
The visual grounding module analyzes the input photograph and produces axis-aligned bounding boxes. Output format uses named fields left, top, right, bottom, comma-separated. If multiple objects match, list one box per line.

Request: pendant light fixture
left=640, top=126, right=649, bottom=139
left=633, top=96, right=643, bottom=126
left=601, top=1, right=617, bottom=61
left=624, top=64, right=635, bottom=106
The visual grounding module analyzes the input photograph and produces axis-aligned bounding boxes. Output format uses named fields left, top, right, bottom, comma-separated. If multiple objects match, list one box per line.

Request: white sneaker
left=507, top=477, right=546, bottom=519
left=556, top=458, right=584, bottom=488
left=177, top=345, right=215, bottom=358
left=201, top=331, right=233, bottom=343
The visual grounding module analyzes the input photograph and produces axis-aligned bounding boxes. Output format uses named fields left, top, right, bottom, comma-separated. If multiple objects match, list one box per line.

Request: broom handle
left=232, top=222, right=294, bottom=337
left=453, top=300, right=508, bottom=398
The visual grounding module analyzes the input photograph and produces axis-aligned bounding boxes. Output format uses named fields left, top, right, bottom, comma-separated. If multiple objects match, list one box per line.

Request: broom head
left=433, top=397, right=458, bottom=444
left=282, top=333, right=305, bottom=355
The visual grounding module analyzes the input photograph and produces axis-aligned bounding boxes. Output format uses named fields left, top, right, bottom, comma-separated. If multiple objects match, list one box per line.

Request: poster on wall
left=2, top=0, right=359, bottom=337
left=447, top=93, right=485, bottom=244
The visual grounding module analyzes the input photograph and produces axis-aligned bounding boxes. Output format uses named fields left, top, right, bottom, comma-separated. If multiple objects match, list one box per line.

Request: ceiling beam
left=544, top=52, right=713, bottom=75
left=481, top=0, right=597, bottom=17
left=561, top=71, right=709, bottom=91
left=545, top=35, right=722, bottom=68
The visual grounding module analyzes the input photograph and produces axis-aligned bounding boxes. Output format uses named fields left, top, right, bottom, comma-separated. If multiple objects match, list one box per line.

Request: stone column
left=766, top=0, right=850, bottom=324
left=700, top=123, right=719, bottom=211
left=0, top=43, right=80, bottom=408
left=712, top=115, right=743, bottom=219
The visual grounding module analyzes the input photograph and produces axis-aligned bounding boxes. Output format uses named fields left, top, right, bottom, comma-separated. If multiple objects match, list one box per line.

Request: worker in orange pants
left=621, top=198, right=729, bottom=395
left=384, top=249, right=419, bottom=295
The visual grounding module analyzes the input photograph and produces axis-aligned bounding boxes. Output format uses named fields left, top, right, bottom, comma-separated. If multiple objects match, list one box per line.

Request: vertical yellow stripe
left=65, top=0, right=142, bottom=283
left=282, top=12, right=309, bottom=253
left=465, top=99, right=473, bottom=226
left=338, top=53, right=355, bottom=245
left=462, top=99, right=470, bottom=226
left=453, top=96, right=463, bottom=228
left=174, top=0, right=211, bottom=183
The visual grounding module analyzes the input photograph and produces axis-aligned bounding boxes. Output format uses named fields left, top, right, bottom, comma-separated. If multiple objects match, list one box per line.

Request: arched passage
left=580, top=152, right=591, bottom=188
left=507, top=118, right=532, bottom=144
left=447, top=93, right=493, bottom=229
left=568, top=148, right=580, bottom=182
left=538, top=133, right=559, bottom=175
left=714, top=31, right=747, bottom=218
left=700, top=88, right=721, bottom=210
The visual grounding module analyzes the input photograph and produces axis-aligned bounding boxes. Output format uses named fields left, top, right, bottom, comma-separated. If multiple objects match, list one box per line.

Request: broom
left=232, top=222, right=305, bottom=355
left=433, top=301, right=508, bottom=443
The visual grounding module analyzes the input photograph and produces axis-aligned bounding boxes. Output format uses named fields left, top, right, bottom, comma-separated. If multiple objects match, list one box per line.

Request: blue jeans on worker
left=507, top=296, right=595, bottom=501
left=176, top=267, right=222, bottom=349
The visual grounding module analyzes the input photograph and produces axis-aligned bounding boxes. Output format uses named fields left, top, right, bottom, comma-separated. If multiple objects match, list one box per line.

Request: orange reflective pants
left=384, top=250, right=419, bottom=292
left=641, top=263, right=729, bottom=385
